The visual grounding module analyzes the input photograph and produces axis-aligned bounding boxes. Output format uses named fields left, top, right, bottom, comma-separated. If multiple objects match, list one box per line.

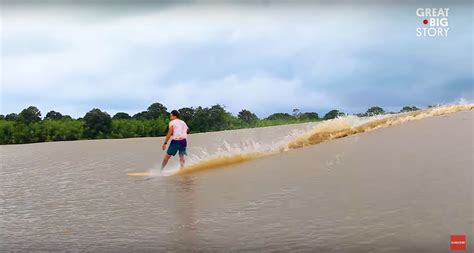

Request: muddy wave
left=174, top=104, right=473, bottom=175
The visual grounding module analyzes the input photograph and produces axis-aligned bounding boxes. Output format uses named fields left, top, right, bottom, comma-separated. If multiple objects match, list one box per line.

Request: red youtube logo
left=450, top=235, right=466, bottom=251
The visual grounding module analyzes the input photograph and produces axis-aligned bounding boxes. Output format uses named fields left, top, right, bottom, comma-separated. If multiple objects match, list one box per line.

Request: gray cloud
left=1, top=2, right=472, bottom=117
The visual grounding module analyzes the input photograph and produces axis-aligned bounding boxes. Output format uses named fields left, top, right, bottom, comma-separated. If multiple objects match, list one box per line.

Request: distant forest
left=0, top=102, right=421, bottom=145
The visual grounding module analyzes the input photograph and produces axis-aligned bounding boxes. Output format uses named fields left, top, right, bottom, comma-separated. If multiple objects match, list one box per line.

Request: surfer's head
left=170, top=110, right=180, bottom=120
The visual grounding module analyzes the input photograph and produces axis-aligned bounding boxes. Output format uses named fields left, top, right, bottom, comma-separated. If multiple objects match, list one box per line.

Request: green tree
left=40, top=119, right=82, bottom=141
left=366, top=106, right=385, bottom=116
left=178, top=107, right=195, bottom=123
left=192, top=106, right=210, bottom=132
left=0, top=120, right=15, bottom=144
left=12, top=122, right=36, bottom=144
left=0, top=114, right=4, bottom=120
left=267, top=113, right=295, bottom=121
left=400, top=106, right=420, bottom=113
left=113, top=112, right=131, bottom=119
left=60, top=119, right=83, bottom=141
left=323, top=110, right=345, bottom=120
left=147, top=102, right=168, bottom=119
left=292, top=108, right=301, bottom=118
left=111, top=119, right=140, bottom=138
left=132, top=111, right=149, bottom=120
left=300, top=112, right=319, bottom=120
left=208, top=104, right=229, bottom=131
left=188, top=105, right=230, bottom=132
left=83, top=108, right=112, bottom=138
left=238, top=109, right=258, bottom=123
left=44, top=111, right=64, bottom=120
left=5, top=113, right=18, bottom=121
left=144, top=118, right=168, bottom=137
left=18, top=106, right=41, bottom=124
left=1, top=103, right=343, bottom=145
left=224, top=113, right=243, bottom=129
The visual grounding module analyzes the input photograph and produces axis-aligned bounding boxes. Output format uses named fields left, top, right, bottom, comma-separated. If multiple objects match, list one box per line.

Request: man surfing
left=161, top=110, right=189, bottom=170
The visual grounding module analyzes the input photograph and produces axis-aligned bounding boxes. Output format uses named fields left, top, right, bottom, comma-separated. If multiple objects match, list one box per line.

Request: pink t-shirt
left=169, top=119, right=188, bottom=140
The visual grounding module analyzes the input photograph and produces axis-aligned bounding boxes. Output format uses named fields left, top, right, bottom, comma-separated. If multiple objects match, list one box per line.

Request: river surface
left=1, top=112, right=472, bottom=252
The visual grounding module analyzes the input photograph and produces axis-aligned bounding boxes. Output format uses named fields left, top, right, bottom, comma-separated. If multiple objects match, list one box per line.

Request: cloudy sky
left=1, top=1, right=472, bottom=118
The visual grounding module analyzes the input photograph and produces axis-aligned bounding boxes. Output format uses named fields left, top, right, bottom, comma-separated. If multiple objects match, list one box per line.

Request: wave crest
left=174, top=104, right=473, bottom=175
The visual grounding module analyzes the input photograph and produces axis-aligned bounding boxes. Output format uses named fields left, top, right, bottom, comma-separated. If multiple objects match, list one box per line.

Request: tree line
left=0, top=103, right=421, bottom=145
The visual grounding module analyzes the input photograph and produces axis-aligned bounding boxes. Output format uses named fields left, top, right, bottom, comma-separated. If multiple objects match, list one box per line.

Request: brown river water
left=1, top=108, right=472, bottom=252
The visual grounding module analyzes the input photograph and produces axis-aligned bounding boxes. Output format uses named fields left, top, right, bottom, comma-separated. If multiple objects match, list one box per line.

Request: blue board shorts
left=167, top=139, right=187, bottom=156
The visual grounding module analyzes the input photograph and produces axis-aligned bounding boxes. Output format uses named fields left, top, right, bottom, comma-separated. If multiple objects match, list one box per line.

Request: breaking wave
left=174, top=104, right=473, bottom=176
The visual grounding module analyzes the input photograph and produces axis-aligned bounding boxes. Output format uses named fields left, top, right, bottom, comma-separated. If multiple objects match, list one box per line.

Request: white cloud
left=0, top=5, right=359, bottom=116
left=161, top=74, right=337, bottom=116
left=1, top=3, right=472, bottom=117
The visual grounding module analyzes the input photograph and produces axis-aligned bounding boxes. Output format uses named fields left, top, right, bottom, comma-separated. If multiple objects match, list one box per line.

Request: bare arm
left=162, top=125, right=173, bottom=150
left=165, top=125, right=173, bottom=143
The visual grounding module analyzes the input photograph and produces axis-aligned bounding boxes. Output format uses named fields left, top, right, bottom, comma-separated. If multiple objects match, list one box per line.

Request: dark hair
left=171, top=110, right=180, bottom=119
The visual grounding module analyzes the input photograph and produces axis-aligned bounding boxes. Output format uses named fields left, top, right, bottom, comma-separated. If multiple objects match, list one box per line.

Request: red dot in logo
left=423, top=19, right=428, bottom=25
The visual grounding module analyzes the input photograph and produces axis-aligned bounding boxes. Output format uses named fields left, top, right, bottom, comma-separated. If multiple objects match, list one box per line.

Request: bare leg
left=161, top=154, right=171, bottom=170
left=179, top=154, right=186, bottom=169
